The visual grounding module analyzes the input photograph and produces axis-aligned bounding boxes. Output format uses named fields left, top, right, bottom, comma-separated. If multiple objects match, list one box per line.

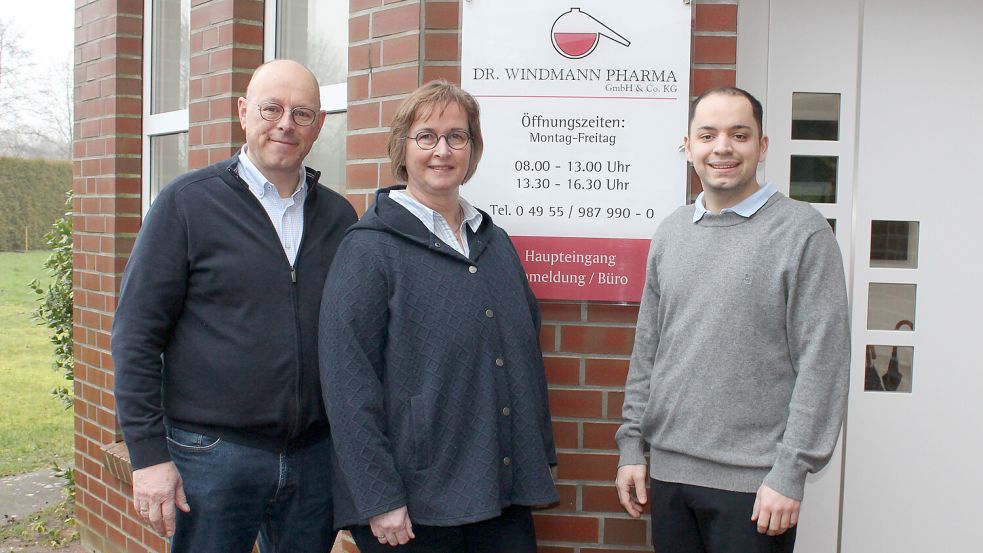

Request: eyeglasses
left=404, top=131, right=471, bottom=150
left=256, top=102, right=320, bottom=127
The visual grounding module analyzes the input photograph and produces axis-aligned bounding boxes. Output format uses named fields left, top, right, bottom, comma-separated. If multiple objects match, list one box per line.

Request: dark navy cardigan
left=112, top=156, right=357, bottom=469
left=320, top=187, right=559, bottom=528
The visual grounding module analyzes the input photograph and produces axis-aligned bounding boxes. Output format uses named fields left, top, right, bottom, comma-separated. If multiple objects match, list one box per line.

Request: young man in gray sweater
left=615, top=87, right=850, bottom=553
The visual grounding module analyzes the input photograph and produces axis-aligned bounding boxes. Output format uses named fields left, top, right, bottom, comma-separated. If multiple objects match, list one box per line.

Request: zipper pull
left=290, top=265, right=297, bottom=283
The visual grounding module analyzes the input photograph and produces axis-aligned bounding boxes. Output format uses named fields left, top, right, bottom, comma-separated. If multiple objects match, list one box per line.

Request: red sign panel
left=511, top=236, right=650, bottom=302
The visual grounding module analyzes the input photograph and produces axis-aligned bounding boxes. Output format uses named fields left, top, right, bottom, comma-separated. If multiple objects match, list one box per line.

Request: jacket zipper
left=288, top=189, right=315, bottom=440
left=228, top=164, right=314, bottom=442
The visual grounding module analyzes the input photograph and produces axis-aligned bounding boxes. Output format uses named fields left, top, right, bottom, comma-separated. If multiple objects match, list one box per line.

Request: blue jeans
left=166, top=426, right=335, bottom=553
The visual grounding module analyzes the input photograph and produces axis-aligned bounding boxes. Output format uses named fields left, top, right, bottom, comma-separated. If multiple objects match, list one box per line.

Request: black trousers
left=349, top=505, right=536, bottom=553
left=649, top=479, right=796, bottom=553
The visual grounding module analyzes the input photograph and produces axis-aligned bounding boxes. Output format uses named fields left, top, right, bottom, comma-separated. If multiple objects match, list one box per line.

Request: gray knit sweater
left=616, top=192, right=850, bottom=501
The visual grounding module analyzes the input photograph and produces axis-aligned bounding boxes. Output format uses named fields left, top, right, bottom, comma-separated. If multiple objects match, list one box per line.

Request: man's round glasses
left=257, top=102, right=320, bottom=127
left=404, top=131, right=471, bottom=150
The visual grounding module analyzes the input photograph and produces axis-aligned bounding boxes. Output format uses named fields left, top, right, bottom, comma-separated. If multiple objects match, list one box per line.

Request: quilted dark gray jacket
left=320, top=186, right=559, bottom=528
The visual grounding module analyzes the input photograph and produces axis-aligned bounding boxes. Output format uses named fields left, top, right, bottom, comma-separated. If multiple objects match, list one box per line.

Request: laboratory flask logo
left=551, top=8, right=630, bottom=59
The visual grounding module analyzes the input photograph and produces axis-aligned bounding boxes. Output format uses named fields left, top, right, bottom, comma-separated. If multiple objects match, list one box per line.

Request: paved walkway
left=1, top=543, right=84, bottom=553
left=0, top=469, right=67, bottom=527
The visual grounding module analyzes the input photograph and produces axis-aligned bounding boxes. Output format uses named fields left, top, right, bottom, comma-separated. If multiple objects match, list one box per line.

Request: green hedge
left=0, top=157, right=72, bottom=251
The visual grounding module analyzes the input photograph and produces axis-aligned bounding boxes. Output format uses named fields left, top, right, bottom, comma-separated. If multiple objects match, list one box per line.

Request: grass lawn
left=0, top=251, right=73, bottom=477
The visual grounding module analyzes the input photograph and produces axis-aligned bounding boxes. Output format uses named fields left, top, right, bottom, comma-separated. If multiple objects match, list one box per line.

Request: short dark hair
left=689, top=86, right=764, bottom=136
left=387, top=80, right=484, bottom=184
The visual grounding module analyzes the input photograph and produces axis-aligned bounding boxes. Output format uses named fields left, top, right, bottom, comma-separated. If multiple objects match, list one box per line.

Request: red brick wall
left=71, top=0, right=736, bottom=551
left=73, top=1, right=153, bottom=551
left=187, top=0, right=264, bottom=169
left=690, top=2, right=738, bottom=201
left=345, top=0, right=463, bottom=215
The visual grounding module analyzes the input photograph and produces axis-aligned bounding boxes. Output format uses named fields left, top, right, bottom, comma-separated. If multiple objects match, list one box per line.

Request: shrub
left=0, top=157, right=72, bottom=251
left=29, top=192, right=74, bottom=408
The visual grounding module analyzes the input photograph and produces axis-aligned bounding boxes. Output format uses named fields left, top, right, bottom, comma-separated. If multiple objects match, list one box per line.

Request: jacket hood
left=349, top=185, right=496, bottom=257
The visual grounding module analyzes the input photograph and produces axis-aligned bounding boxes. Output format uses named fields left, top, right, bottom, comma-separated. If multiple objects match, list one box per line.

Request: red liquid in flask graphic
left=551, top=8, right=630, bottom=59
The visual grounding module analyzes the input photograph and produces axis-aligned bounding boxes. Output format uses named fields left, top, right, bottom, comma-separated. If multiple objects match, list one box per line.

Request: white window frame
left=142, top=0, right=190, bottom=215
left=263, top=1, right=348, bottom=114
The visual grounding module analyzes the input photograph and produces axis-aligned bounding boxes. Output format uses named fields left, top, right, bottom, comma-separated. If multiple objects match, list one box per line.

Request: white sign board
left=462, top=1, right=692, bottom=301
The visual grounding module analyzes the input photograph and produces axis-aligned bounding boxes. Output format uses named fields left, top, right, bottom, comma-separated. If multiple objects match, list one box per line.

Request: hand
left=751, top=484, right=800, bottom=536
left=369, top=506, right=415, bottom=547
left=132, top=461, right=190, bottom=537
left=615, top=464, right=648, bottom=518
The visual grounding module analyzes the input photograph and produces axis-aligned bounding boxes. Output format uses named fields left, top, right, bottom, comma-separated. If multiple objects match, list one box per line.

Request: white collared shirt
left=389, top=189, right=483, bottom=257
left=237, top=147, right=307, bottom=265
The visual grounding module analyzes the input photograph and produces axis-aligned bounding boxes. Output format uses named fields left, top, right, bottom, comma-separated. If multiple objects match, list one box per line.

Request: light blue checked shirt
left=238, top=147, right=307, bottom=265
left=389, top=189, right=483, bottom=257
left=693, top=181, right=777, bottom=222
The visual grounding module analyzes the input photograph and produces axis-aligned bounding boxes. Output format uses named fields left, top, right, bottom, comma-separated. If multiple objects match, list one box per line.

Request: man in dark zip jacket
left=111, top=60, right=357, bottom=552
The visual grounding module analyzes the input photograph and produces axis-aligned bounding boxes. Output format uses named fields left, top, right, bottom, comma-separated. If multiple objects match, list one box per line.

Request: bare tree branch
left=0, top=16, right=72, bottom=159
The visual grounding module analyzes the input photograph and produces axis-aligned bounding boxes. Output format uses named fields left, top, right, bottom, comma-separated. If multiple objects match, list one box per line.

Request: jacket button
left=502, top=407, right=510, bottom=416
left=503, top=457, right=511, bottom=466
left=485, top=309, right=494, bottom=318
left=495, top=358, right=504, bottom=367
left=469, top=266, right=477, bottom=274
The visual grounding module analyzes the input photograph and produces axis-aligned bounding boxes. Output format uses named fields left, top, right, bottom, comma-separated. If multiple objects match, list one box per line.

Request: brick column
left=73, top=1, right=156, bottom=551
left=187, top=0, right=265, bottom=169
left=341, top=8, right=430, bottom=547
left=345, top=0, right=424, bottom=215
left=340, top=5, right=457, bottom=549
left=689, top=1, right=739, bottom=200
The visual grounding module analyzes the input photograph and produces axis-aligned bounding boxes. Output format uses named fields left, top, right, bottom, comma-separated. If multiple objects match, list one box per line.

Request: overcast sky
left=7, top=0, right=74, bottom=68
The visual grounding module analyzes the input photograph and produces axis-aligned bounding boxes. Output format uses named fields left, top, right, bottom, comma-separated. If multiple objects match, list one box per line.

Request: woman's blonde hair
left=387, top=80, right=484, bottom=184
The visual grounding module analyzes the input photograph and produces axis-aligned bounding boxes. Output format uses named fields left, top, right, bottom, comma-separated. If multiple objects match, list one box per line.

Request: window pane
left=306, top=112, right=346, bottom=192
left=151, top=0, right=191, bottom=114
left=867, top=283, right=916, bottom=331
left=871, top=220, right=919, bottom=269
left=277, top=0, right=349, bottom=87
left=792, top=92, right=840, bottom=141
left=789, top=155, right=837, bottom=203
left=151, top=133, right=189, bottom=200
left=277, top=0, right=349, bottom=193
left=864, top=344, right=913, bottom=393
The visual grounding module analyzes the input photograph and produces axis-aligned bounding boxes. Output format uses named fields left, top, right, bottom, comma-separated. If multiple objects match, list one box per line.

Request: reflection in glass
left=278, top=0, right=349, bottom=87
left=791, top=92, right=840, bottom=141
left=305, top=112, right=347, bottom=193
left=151, top=133, right=189, bottom=201
left=871, top=220, right=919, bottom=269
left=278, top=0, right=348, bottom=194
left=789, top=155, right=837, bottom=203
left=867, top=283, right=916, bottom=331
left=152, top=0, right=191, bottom=113
left=864, top=344, right=913, bottom=393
